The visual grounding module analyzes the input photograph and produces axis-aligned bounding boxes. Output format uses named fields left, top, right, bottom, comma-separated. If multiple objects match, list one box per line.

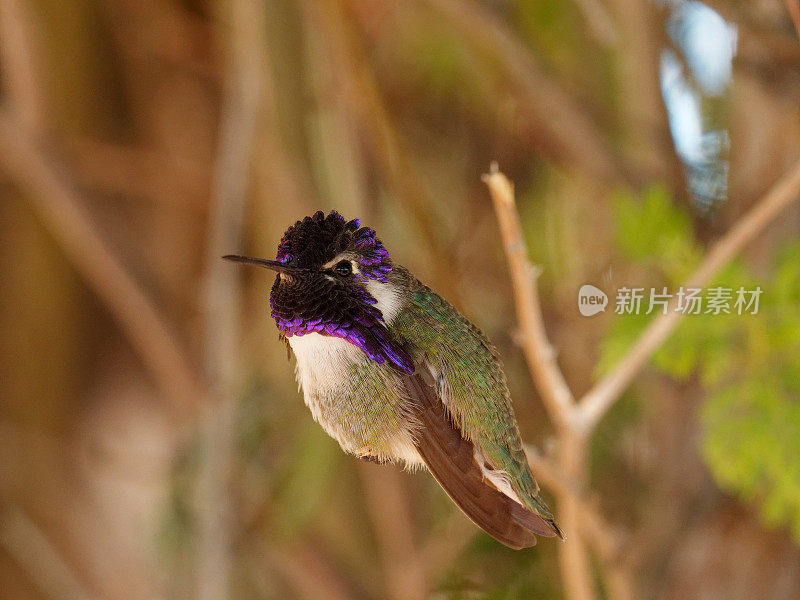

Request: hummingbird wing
left=402, top=369, right=558, bottom=549
left=390, top=269, right=563, bottom=544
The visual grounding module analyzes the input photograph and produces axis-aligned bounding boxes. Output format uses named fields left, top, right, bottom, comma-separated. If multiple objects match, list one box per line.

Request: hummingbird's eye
left=333, top=260, right=353, bottom=276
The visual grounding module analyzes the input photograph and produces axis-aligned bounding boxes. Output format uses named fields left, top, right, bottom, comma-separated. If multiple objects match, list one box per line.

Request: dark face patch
left=275, top=211, right=391, bottom=281
left=269, top=211, right=412, bottom=374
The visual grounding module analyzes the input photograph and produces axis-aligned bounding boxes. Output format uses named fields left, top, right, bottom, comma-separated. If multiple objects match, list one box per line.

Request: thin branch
left=577, top=156, right=800, bottom=434
left=483, top=164, right=577, bottom=431
left=195, top=0, right=266, bottom=598
left=0, top=504, right=103, bottom=600
left=556, top=437, right=597, bottom=600
left=485, top=164, right=598, bottom=600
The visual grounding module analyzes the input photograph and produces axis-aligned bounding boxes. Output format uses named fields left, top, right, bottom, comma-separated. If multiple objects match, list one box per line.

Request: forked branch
left=485, top=158, right=800, bottom=600
left=577, top=156, right=800, bottom=434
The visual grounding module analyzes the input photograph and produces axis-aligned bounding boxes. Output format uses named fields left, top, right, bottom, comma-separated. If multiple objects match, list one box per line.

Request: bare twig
left=488, top=156, right=800, bottom=600
left=484, top=165, right=598, bottom=600
left=0, top=505, right=103, bottom=600
left=483, top=164, right=577, bottom=431
left=577, top=156, right=800, bottom=434
left=196, top=0, right=265, bottom=598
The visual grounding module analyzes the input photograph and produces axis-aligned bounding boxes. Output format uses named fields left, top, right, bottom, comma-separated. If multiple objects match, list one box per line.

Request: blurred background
left=2, top=0, right=800, bottom=599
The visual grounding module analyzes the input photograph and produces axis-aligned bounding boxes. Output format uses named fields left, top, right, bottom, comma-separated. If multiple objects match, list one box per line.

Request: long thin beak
left=222, top=255, right=304, bottom=274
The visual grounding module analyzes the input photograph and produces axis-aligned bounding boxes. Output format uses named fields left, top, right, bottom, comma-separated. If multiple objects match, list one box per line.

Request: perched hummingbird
left=225, top=210, right=563, bottom=548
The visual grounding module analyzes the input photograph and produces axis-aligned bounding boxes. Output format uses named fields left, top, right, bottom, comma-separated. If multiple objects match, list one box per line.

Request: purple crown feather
left=268, top=210, right=412, bottom=374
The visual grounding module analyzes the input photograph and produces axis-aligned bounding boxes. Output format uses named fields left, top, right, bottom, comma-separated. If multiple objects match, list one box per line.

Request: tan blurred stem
left=358, top=463, right=427, bottom=600
left=0, top=505, right=104, bottom=600
left=196, top=0, right=266, bottom=598
left=324, top=0, right=463, bottom=303
left=0, top=112, right=205, bottom=417
left=572, top=0, right=618, bottom=46
left=421, top=0, right=624, bottom=184
left=69, top=138, right=209, bottom=211
left=0, top=0, right=46, bottom=133
left=418, top=508, right=477, bottom=578
left=784, top=0, right=800, bottom=40
left=577, top=156, right=800, bottom=434
left=0, top=0, right=204, bottom=418
left=255, top=541, right=357, bottom=600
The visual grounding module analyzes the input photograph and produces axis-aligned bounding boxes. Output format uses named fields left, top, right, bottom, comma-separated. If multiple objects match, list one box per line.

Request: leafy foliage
left=599, top=187, right=800, bottom=540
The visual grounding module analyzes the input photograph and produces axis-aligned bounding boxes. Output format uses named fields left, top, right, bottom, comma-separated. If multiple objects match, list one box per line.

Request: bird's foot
left=357, top=447, right=388, bottom=464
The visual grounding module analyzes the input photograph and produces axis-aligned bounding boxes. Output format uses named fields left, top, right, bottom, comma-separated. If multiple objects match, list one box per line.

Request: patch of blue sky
left=659, top=1, right=736, bottom=211
left=668, top=1, right=737, bottom=96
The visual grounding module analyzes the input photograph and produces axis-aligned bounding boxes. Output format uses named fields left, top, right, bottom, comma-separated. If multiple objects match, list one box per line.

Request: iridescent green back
left=391, top=267, right=552, bottom=518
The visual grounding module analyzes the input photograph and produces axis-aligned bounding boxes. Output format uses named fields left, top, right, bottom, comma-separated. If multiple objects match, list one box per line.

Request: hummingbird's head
left=224, top=210, right=413, bottom=373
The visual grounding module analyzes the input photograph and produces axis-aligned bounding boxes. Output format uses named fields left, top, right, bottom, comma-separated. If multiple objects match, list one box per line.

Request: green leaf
left=601, top=195, right=800, bottom=542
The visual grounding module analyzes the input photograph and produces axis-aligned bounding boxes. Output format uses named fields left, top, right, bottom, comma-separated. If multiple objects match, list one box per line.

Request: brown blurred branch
left=0, top=0, right=45, bottom=133
left=572, top=0, right=618, bottom=46
left=784, top=0, right=800, bottom=40
left=357, top=464, right=427, bottom=600
left=0, top=0, right=205, bottom=418
left=324, top=0, right=464, bottom=302
left=418, top=508, right=477, bottom=578
left=254, top=541, right=357, bottom=600
left=69, top=138, right=209, bottom=210
left=422, top=0, right=625, bottom=184
left=577, top=156, right=800, bottom=434
left=0, top=504, right=104, bottom=600
left=0, top=112, right=205, bottom=416
left=196, top=0, right=266, bottom=598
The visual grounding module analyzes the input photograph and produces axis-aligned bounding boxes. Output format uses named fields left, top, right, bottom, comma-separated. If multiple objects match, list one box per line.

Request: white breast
left=288, top=333, right=362, bottom=396
left=287, top=279, right=403, bottom=397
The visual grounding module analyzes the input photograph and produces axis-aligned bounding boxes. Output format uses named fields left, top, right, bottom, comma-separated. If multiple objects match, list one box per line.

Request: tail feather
left=403, top=372, right=562, bottom=549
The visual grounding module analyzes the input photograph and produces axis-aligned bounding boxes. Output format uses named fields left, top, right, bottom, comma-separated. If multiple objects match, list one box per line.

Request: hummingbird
left=225, top=210, right=563, bottom=548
